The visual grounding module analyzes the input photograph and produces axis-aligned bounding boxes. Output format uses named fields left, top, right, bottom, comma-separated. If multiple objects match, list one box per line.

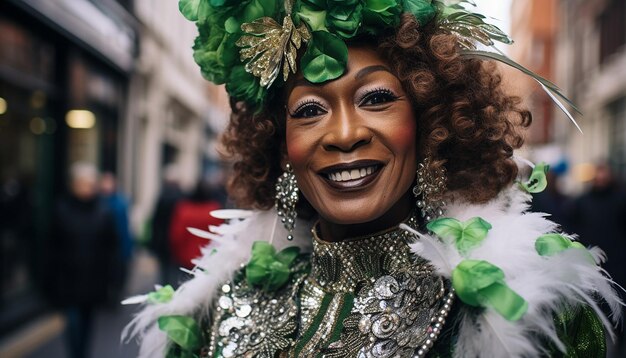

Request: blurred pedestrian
left=45, top=162, right=119, bottom=358
left=149, top=164, right=184, bottom=285
left=169, top=177, right=223, bottom=273
left=569, top=162, right=626, bottom=357
left=100, top=172, right=133, bottom=299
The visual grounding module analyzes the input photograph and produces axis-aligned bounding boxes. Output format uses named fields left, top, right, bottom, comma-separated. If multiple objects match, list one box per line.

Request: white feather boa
left=123, top=187, right=623, bottom=357
left=406, top=187, right=623, bottom=357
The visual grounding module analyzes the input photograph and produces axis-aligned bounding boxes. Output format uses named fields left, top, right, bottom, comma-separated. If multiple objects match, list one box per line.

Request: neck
left=317, top=193, right=413, bottom=242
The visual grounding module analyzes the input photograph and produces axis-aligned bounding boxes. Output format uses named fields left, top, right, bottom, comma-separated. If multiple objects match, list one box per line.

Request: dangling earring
left=275, top=163, right=299, bottom=240
left=413, top=157, right=447, bottom=222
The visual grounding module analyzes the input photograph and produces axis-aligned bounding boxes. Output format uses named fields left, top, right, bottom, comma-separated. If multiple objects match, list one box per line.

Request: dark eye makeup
left=359, top=88, right=399, bottom=106
left=288, top=87, right=399, bottom=119
left=289, top=99, right=327, bottom=119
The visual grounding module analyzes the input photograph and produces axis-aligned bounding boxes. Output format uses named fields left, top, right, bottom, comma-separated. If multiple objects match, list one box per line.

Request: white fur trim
left=410, top=187, right=624, bottom=358
left=124, top=187, right=623, bottom=357
left=122, top=210, right=312, bottom=357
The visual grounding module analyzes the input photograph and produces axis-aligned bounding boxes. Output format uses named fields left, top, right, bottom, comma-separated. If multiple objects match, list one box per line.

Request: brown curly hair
left=222, top=14, right=531, bottom=210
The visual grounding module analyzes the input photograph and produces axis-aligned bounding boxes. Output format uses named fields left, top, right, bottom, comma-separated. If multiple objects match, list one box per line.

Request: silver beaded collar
left=309, top=213, right=421, bottom=293
left=305, top=213, right=455, bottom=358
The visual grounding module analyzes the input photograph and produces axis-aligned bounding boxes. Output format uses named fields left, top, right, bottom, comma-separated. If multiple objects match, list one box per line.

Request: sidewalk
left=2, top=249, right=159, bottom=358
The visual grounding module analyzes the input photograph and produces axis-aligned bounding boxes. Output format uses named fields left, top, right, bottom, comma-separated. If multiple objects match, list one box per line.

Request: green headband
left=180, top=0, right=580, bottom=129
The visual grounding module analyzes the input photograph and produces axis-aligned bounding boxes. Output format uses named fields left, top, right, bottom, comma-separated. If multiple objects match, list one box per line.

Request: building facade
left=554, top=0, right=626, bottom=183
left=0, top=0, right=229, bottom=339
left=508, top=0, right=558, bottom=146
left=509, top=0, right=626, bottom=191
left=127, top=0, right=229, bottom=239
left=0, top=0, right=137, bottom=335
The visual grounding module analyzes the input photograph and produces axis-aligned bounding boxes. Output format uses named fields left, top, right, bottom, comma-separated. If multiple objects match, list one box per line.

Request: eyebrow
left=354, top=65, right=394, bottom=80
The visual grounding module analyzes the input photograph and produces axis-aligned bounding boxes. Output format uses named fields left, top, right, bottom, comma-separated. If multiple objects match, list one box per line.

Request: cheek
left=387, top=115, right=417, bottom=158
left=396, top=123, right=417, bottom=153
left=285, top=126, right=311, bottom=167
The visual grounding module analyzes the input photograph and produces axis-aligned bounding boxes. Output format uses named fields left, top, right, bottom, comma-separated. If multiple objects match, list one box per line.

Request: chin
left=317, top=200, right=390, bottom=225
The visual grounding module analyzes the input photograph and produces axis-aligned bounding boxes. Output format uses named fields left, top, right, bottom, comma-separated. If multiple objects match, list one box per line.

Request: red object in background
left=169, top=200, right=223, bottom=269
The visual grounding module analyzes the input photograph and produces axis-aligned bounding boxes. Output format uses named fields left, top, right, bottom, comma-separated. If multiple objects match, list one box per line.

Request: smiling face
left=285, top=46, right=418, bottom=235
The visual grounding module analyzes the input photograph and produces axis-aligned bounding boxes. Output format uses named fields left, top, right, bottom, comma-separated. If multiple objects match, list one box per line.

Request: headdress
left=180, top=0, right=578, bottom=127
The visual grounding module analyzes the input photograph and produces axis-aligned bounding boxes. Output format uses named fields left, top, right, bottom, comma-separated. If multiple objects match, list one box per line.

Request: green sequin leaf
left=158, top=315, right=202, bottom=351
left=301, top=31, right=348, bottom=83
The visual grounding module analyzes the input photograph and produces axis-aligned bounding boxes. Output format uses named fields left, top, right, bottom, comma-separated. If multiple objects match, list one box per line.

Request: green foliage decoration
left=179, top=0, right=514, bottom=110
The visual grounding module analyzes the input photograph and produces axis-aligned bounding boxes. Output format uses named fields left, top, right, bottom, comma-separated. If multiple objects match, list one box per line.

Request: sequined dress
left=198, top=215, right=606, bottom=358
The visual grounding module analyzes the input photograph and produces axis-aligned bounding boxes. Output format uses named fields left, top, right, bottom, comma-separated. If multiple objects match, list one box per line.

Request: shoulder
left=123, top=209, right=313, bottom=357
left=412, top=185, right=622, bottom=357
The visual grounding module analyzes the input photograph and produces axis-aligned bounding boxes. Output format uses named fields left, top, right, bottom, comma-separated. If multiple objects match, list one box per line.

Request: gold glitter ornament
left=237, top=13, right=310, bottom=88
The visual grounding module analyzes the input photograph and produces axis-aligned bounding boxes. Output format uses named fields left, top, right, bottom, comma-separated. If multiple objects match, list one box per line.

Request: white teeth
left=327, top=166, right=377, bottom=182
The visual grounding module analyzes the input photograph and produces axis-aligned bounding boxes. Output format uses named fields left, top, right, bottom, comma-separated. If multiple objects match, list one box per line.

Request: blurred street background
left=0, top=0, right=624, bottom=357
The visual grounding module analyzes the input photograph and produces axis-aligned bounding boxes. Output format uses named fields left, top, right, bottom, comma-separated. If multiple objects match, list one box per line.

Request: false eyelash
left=289, top=99, right=325, bottom=117
left=359, top=87, right=399, bottom=104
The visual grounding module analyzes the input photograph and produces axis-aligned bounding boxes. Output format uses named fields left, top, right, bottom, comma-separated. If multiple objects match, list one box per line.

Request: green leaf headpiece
left=179, top=0, right=579, bottom=127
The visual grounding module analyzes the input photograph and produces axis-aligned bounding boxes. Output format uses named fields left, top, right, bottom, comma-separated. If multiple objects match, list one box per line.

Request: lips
left=318, top=160, right=383, bottom=190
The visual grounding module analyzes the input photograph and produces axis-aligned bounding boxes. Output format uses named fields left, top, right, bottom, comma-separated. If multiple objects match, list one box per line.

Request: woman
left=124, top=1, right=623, bottom=357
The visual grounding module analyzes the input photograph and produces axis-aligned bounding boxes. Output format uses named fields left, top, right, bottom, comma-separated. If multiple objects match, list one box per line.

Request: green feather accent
left=461, top=49, right=582, bottom=133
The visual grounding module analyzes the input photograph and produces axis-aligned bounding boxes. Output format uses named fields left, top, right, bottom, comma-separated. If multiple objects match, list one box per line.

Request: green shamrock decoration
left=148, top=285, right=175, bottom=304
left=535, top=233, right=594, bottom=263
left=179, top=0, right=515, bottom=111
left=426, top=217, right=493, bottom=255
left=301, top=31, right=348, bottom=83
left=158, top=315, right=202, bottom=352
left=520, top=162, right=549, bottom=193
left=452, top=259, right=528, bottom=321
left=246, top=241, right=301, bottom=291
left=361, top=0, right=402, bottom=34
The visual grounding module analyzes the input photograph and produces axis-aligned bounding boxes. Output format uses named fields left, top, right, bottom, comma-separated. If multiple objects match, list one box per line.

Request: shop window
left=599, top=0, right=626, bottom=65
left=0, top=14, right=57, bottom=335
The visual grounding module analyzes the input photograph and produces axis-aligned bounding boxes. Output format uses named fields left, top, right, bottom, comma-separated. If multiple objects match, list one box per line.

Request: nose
left=322, top=106, right=372, bottom=152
